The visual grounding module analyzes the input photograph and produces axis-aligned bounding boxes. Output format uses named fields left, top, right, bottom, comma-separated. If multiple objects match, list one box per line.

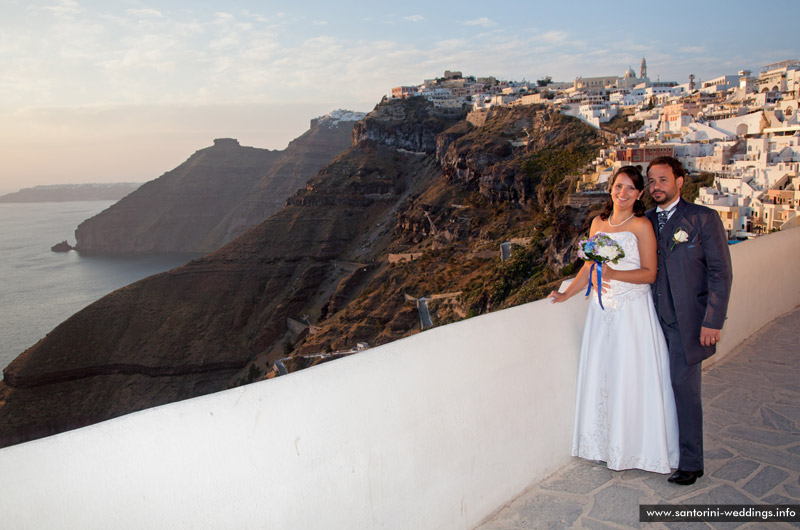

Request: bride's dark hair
left=600, top=166, right=646, bottom=220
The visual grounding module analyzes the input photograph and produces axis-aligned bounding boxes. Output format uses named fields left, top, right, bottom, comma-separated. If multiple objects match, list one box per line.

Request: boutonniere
left=671, top=227, right=689, bottom=250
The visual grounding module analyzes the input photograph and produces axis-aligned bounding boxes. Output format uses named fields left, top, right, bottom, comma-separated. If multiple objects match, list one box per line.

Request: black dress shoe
left=668, top=469, right=704, bottom=485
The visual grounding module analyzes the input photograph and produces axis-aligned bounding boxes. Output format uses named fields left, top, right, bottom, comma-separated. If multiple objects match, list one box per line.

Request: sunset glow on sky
left=1, top=0, right=798, bottom=193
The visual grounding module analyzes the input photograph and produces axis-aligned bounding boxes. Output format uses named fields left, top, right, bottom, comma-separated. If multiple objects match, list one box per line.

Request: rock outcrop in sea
left=50, top=241, right=73, bottom=252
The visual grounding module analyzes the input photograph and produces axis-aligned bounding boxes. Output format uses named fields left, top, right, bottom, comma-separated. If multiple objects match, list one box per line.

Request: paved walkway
left=476, top=306, right=800, bottom=529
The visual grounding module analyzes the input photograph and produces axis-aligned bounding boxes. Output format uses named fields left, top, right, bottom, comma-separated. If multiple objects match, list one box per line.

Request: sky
left=1, top=0, right=798, bottom=194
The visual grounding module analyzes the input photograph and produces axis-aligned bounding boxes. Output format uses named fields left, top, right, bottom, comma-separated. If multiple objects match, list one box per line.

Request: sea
left=0, top=201, right=201, bottom=371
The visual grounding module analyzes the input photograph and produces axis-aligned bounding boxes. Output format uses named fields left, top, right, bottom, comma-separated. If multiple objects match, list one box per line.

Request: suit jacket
left=647, top=199, right=733, bottom=365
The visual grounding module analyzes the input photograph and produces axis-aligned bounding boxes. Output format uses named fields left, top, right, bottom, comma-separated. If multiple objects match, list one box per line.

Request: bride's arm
left=549, top=217, right=599, bottom=302
left=548, top=259, right=593, bottom=302
left=602, top=218, right=657, bottom=284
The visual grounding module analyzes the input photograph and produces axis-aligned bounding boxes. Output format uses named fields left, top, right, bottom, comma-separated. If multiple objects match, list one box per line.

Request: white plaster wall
left=706, top=226, right=800, bottom=367
left=0, top=285, right=588, bottom=530
left=710, top=111, right=765, bottom=137
left=0, top=228, right=798, bottom=530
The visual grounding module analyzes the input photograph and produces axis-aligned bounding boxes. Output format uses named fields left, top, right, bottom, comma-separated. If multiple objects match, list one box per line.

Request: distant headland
left=0, top=183, right=142, bottom=203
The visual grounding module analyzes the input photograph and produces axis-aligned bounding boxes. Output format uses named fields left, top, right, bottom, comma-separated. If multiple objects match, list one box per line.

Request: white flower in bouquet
left=597, top=245, right=619, bottom=261
left=577, top=233, right=625, bottom=264
left=575, top=233, right=624, bottom=311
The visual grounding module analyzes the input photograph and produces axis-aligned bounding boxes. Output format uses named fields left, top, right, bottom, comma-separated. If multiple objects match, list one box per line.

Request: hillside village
left=391, top=58, right=800, bottom=238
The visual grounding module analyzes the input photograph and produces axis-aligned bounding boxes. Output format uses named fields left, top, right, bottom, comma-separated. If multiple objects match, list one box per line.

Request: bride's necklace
left=608, top=212, right=635, bottom=227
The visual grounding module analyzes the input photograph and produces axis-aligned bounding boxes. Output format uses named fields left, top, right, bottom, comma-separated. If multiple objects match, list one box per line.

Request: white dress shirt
left=657, top=197, right=680, bottom=221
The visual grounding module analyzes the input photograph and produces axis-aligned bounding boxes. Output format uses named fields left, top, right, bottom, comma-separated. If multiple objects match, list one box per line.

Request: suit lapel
left=646, top=209, right=658, bottom=231
left=646, top=210, right=666, bottom=253
left=664, top=200, right=698, bottom=252
left=661, top=207, right=678, bottom=246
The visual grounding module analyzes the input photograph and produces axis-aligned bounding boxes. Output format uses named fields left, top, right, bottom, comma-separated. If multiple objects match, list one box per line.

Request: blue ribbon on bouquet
left=585, top=261, right=605, bottom=310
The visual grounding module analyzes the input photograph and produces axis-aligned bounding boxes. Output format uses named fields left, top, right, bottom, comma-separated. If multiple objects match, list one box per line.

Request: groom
left=646, top=156, right=732, bottom=486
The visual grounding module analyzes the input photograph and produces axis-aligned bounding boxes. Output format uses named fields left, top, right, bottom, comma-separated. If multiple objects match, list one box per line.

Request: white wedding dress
left=572, top=231, right=679, bottom=473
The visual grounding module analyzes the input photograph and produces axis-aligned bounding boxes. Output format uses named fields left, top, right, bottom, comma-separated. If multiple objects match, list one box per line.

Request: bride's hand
left=548, top=290, right=567, bottom=304
left=600, top=267, right=615, bottom=293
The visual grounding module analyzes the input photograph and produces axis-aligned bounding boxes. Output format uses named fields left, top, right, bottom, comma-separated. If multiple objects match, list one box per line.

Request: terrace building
left=614, top=145, right=674, bottom=172
left=391, top=86, right=418, bottom=99
left=757, top=59, right=800, bottom=93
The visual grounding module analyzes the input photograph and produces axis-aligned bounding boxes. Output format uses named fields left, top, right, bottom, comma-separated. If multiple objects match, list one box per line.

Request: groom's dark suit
left=647, top=198, right=732, bottom=472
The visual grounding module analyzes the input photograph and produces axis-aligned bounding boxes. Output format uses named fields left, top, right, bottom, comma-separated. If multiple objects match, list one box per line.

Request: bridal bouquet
left=577, top=233, right=625, bottom=310
left=577, top=233, right=625, bottom=264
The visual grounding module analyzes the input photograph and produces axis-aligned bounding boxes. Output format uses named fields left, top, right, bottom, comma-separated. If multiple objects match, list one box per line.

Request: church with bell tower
left=571, top=56, right=652, bottom=92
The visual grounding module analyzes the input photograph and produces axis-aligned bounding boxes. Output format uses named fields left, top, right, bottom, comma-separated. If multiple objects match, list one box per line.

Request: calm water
left=0, top=201, right=200, bottom=370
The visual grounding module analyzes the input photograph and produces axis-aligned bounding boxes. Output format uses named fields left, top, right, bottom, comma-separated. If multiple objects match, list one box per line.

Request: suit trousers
left=660, top=317, right=704, bottom=471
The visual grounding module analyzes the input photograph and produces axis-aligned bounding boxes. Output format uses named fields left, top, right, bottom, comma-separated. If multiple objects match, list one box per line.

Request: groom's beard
left=650, top=190, right=678, bottom=206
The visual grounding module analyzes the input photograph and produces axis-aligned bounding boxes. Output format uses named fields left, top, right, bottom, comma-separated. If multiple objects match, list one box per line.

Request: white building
left=643, top=83, right=684, bottom=100
left=681, top=121, right=734, bottom=143
left=609, top=89, right=647, bottom=107
left=578, top=101, right=619, bottom=127
left=708, top=111, right=767, bottom=137
left=615, top=60, right=800, bottom=235
left=671, top=141, right=716, bottom=172
left=701, top=75, right=739, bottom=94
left=695, top=188, right=749, bottom=236
left=757, top=59, right=800, bottom=93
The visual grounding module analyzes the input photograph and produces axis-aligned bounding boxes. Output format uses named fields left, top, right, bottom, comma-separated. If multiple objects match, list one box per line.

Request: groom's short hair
left=647, top=156, right=686, bottom=179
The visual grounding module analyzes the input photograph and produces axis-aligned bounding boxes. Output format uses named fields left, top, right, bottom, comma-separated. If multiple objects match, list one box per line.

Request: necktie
left=657, top=210, right=670, bottom=233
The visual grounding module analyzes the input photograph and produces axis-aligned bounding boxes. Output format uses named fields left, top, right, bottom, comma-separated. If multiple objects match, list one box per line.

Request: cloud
left=462, top=17, right=495, bottom=28
left=535, top=31, right=567, bottom=44
left=35, top=0, right=82, bottom=18
left=214, top=11, right=235, bottom=22
left=242, top=10, right=271, bottom=24
left=125, top=8, right=163, bottom=19
left=678, top=46, right=706, bottom=54
left=4, top=2, right=790, bottom=118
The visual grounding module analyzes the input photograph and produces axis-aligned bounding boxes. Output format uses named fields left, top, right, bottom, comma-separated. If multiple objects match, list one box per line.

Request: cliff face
left=74, top=112, right=360, bottom=254
left=294, top=104, right=605, bottom=355
left=352, top=97, right=461, bottom=153
left=206, top=113, right=363, bottom=247
left=436, top=106, right=602, bottom=206
left=0, top=98, right=608, bottom=447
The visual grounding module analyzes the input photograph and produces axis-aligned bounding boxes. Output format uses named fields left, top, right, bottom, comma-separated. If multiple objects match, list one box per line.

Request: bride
left=549, top=166, right=678, bottom=473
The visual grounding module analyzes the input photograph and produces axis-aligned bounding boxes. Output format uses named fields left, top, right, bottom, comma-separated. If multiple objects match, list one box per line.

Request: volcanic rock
left=0, top=98, right=608, bottom=448
left=50, top=241, right=73, bottom=252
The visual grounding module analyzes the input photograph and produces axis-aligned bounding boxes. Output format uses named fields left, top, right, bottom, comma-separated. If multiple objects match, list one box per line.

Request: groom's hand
left=700, top=326, right=721, bottom=347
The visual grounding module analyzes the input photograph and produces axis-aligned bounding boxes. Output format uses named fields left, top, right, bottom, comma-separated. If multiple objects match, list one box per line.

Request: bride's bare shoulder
left=589, top=215, right=605, bottom=233
left=631, top=216, right=656, bottom=238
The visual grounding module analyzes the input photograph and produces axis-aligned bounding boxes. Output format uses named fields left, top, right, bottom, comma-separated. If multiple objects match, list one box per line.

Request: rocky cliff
left=74, top=111, right=361, bottom=254
left=0, top=98, right=609, bottom=447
